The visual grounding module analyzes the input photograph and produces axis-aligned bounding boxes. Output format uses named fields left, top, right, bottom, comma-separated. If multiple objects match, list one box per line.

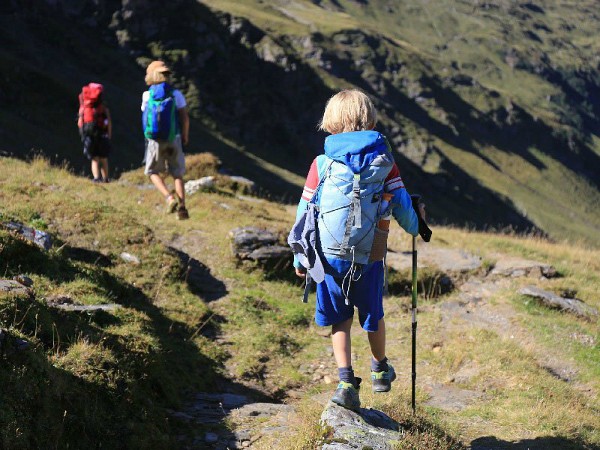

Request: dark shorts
left=315, top=261, right=384, bottom=332
left=83, top=135, right=111, bottom=160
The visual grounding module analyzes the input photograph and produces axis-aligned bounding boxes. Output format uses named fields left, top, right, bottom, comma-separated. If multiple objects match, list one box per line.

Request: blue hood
left=324, top=131, right=388, bottom=173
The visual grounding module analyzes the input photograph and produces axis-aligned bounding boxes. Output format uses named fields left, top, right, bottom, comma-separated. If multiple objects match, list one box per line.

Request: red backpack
left=78, top=83, right=108, bottom=138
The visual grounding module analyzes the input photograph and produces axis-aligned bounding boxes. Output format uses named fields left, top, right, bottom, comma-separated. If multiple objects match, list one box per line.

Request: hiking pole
left=411, top=233, right=417, bottom=414
left=410, top=194, right=432, bottom=414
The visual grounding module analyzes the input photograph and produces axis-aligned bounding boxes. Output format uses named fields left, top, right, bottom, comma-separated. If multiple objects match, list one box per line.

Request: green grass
left=1, top=156, right=600, bottom=448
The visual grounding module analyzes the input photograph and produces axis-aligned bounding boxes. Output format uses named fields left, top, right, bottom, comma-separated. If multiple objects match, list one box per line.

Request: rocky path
left=158, top=233, right=596, bottom=450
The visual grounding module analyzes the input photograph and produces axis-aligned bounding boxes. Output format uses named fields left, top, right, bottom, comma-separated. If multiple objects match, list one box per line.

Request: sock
left=338, top=366, right=356, bottom=386
left=371, top=356, right=389, bottom=373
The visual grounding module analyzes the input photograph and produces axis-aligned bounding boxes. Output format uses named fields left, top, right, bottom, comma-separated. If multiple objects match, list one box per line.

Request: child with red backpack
left=290, top=90, right=424, bottom=411
left=78, top=82, right=112, bottom=182
left=141, top=60, right=190, bottom=220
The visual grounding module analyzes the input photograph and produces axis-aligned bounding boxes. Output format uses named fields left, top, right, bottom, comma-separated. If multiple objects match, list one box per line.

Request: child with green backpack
left=290, top=89, right=423, bottom=410
left=141, top=60, right=190, bottom=220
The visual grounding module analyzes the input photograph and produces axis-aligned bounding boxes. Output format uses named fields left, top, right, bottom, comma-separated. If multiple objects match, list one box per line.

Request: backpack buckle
left=353, top=173, right=360, bottom=196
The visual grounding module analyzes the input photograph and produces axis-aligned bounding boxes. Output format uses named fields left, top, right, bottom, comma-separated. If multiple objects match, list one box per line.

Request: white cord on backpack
left=341, top=246, right=363, bottom=305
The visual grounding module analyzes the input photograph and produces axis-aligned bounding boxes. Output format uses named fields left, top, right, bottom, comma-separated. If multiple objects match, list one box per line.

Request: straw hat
left=146, top=60, right=171, bottom=75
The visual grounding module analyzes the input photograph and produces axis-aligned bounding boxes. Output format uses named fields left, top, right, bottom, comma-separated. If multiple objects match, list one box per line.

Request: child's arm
left=293, top=158, right=320, bottom=271
left=385, top=163, right=419, bottom=236
left=178, top=107, right=190, bottom=146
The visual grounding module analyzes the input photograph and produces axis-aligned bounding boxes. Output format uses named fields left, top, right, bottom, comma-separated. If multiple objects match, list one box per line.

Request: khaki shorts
left=144, top=136, right=185, bottom=178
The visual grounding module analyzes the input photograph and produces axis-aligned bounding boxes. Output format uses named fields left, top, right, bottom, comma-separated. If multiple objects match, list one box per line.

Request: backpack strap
left=309, top=157, right=333, bottom=206
left=339, top=173, right=362, bottom=253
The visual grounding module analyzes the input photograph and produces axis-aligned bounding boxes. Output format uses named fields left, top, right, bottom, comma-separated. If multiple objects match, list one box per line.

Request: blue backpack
left=142, top=83, right=178, bottom=141
left=314, top=131, right=394, bottom=266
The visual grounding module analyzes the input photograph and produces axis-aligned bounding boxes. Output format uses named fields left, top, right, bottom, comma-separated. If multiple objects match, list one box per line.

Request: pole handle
left=410, top=194, right=432, bottom=242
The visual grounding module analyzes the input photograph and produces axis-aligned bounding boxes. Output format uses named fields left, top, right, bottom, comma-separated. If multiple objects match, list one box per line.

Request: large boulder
left=491, top=257, right=557, bottom=278
left=229, top=227, right=289, bottom=262
left=519, top=286, right=598, bottom=320
left=320, top=402, right=403, bottom=449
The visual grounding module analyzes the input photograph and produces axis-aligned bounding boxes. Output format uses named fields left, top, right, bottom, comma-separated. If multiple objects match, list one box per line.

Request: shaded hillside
left=1, top=0, right=599, bottom=244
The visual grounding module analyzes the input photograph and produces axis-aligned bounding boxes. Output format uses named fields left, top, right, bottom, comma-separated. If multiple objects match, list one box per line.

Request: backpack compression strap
left=339, top=173, right=362, bottom=252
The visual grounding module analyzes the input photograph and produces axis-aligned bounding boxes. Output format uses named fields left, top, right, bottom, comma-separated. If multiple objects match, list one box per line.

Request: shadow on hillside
left=168, top=247, right=227, bottom=302
left=471, top=435, right=600, bottom=450
left=392, top=149, right=542, bottom=233
left=1, top=347, right=137, bottom=448
left=64, top=245, right=113, bottom=267
left=423, top=75, right=600, bottom=188
left=0, top=233, right=273, bottom=448
left=331, top=32, right=600, bottom=190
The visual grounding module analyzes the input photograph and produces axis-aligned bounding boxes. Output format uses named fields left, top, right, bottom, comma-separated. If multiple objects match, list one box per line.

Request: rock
left=323, top=375, right=333, bottom=384
left=0, top=280, right=30, bottom=296
left=46, top=295, right=119, bottom=312
left=185, top=176, right=215, bottom=195
left=246, top=245, right=290, bottom=261
left=47, top=302, right=120, bottom=312
left=46, top=295, right=75, bottom=305
left=228, top=176, right=256, bottom=193
left=518, top=285, right=598, bottom=320
left=3, top=221, right=52, bottom=250
left=320, top=402, right=403, bottom=449
left=13, top=275, right=34, bottom=287
left=205, top=432, right=219, bottom=443
left=386, top=246, right=481, bottom=273
left=120, top=252, right=141, bottom=265
left=570, top=332, right=595, bottom=347
left=491, top=257, right=556, bottom=278
left=230, top=227, right=277, bottom=255
left=230, top=227, right=289, bottom=262
left=173, top=393, right=250, bottom=424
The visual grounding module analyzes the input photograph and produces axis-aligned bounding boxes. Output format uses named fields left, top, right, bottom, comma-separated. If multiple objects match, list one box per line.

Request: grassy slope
left=1, top=157, right=599, bottom=448
left=198, top=0, right=600, bottom=246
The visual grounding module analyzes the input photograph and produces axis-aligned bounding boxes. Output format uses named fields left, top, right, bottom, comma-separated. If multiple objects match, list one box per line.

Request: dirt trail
left=164, top=235, right=595, bottom=449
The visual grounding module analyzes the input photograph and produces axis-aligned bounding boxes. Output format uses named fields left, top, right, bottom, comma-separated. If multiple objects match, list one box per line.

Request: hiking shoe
left=92, top=178, right=102, bottom=183
left=371, top=363, right=396, bottom=393
left=166, top=194, right=179, bottom=214
left=331, top=377, right=361, bottom=411
left=176, top=206, right=189, bottom=220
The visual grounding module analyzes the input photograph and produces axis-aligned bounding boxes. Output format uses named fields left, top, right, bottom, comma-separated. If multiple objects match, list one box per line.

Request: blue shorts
left=315, top=261, right=384, bottom=332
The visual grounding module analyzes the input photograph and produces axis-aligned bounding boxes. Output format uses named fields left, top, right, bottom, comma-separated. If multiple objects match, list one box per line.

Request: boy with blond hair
left=292, top=89, right=421, bottom=410
left=142, top=60, right=190, bottom=220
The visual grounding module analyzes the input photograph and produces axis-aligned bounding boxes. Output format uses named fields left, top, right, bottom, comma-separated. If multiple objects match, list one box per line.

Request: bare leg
left=91, top=158, right=101, bottom=180
left=332, top=317, right=353, bottom=368
left=367, top=318, right=386, bottom=362
left=149, top=173, right=171, bottom=198
left=99, top=158, right=109, bottom=180
left=174, top=177, right=185, bottom=207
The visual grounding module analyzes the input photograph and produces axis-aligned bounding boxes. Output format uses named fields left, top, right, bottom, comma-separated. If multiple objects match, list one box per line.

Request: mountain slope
left=1, top=157, right=599, bottom=449
left=197, top=0, right=600, bottom=243
left=0, top=0, right=599, bottom=244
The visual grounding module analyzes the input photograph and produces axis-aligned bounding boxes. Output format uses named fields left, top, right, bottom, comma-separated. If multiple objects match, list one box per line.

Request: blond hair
left=145, top=70, right=170, bottom=86
left=319, top=89, right=377, bottom=134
